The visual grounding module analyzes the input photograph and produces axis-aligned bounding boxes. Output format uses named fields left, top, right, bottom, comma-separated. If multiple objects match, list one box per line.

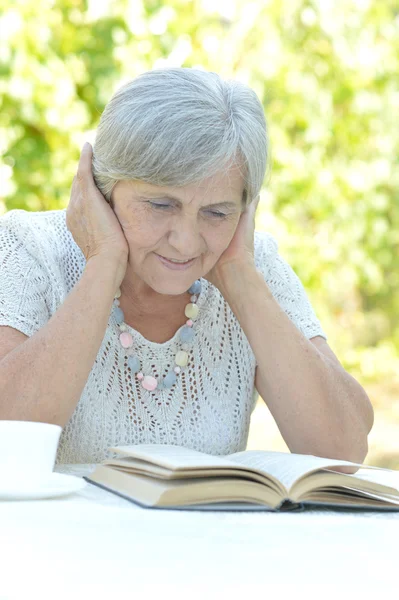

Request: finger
left=78, top=142, right=92, bottom=172
left=76, top=143, right=94, bottom=190
left=70, top=175, right=80, bottom=200
left=243, top=197, right=258, bottom=218
left=251, top=195, right=260, bottom=210
left=248, top=195, right=260, bottom=220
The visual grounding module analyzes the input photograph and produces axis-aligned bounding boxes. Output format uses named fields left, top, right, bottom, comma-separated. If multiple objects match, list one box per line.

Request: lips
left=156, top=254, right=197, bottom=271
left=160, top=256, right=194, bottom=263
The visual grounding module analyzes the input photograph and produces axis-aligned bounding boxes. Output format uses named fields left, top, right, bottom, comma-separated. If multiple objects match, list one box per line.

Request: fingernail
left=83, top=142, right=90, bottom=151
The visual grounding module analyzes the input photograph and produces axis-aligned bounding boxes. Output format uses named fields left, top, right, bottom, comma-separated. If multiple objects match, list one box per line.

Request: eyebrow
left=139, top=195, right=240, bottom=210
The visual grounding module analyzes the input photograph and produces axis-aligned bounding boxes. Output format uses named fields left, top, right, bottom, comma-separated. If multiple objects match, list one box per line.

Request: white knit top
left=0, top=209, right=326, bottom=463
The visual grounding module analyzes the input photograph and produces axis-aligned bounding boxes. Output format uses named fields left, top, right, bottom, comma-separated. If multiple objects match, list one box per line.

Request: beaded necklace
left=112, top=279, right=202, bottom=392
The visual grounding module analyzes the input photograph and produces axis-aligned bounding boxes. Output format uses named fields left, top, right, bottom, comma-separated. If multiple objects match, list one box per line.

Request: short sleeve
left=0, top=216, right=51, bottom=337
left=254, top=231, right=327, bottom=341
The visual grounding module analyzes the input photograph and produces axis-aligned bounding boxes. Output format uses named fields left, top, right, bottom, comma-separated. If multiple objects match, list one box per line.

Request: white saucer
left=0, top=472, right=87, bottom=500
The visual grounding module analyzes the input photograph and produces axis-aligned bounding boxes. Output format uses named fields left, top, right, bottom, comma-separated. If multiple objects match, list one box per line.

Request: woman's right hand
left=66, top=142, right=129, bottom=288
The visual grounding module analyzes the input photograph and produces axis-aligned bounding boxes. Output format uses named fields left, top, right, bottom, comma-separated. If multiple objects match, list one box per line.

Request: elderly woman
left=0, top=68, right=373, bottom=464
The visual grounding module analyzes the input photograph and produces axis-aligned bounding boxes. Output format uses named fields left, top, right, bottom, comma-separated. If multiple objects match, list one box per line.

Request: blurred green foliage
left=1, top=0, right=398, bottom=402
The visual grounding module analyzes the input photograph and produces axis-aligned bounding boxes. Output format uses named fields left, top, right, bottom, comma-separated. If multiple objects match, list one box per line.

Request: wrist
left=85, top=251, right=128, bottom=292
left=216, top=263, right=266, bottom=313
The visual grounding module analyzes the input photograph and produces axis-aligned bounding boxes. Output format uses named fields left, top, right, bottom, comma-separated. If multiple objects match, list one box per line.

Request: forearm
left=218, top=265, right=373, bottom=462
left=0, top=256, right=120, bottom=426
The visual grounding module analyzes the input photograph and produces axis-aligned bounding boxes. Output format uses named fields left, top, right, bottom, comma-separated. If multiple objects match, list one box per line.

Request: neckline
left=111, top=278, right=209, bottom=349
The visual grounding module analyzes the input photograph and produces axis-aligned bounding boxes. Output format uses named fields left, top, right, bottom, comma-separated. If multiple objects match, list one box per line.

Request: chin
left=148, top=277, right=199, bottom=296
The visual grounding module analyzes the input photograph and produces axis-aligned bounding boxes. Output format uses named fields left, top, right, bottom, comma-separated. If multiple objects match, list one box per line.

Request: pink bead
left=190, top=295, right=197, bottom=303
left=141, top=375, right=158, bottom=391
left=174, top=366, right=181, bottom=374
left=186, top=319, right=193, bottom=327
left=137, top=372, right=144, bottom=380
left=120, top=331, right=133, bottom=348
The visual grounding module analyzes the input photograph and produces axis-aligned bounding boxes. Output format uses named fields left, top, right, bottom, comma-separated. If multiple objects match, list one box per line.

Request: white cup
left=0, top=421, right=62, bottom=484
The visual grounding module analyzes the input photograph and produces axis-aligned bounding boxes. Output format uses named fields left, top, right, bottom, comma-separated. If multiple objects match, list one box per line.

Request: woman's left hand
left=204, top=195, right=260, bottom=291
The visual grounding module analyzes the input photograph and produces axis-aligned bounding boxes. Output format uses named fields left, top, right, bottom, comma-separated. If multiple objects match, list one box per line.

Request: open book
left=86, top=444, right=399, bottom=511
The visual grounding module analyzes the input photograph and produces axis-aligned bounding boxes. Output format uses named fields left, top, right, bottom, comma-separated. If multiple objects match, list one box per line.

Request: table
left=1, top=464, right=398, bottom=600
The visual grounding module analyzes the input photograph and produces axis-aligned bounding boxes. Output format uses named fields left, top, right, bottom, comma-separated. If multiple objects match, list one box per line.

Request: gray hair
left=92, top=68, right=268, bottom=206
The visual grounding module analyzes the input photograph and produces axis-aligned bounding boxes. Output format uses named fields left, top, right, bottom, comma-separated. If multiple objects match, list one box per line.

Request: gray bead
left=188, top=280, right=201, bottom=295
left=127, top=356, right=141, bottom=373
left=163, top=371, right=177, bottom=388
left=180, top=326, right=195, bottom=343
left=114, top=306, right=125, bottom=324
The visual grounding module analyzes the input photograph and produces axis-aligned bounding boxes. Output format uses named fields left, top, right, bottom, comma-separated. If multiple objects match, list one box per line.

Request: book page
left=228, top=450, right=363, bottom=492
left=345, top=467, right=399, bottom=492
left=110, top=444, right=240, bottom=471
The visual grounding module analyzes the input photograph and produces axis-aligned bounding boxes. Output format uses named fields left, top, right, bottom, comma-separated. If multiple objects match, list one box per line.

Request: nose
left=167, top=215, right=204, bottom=259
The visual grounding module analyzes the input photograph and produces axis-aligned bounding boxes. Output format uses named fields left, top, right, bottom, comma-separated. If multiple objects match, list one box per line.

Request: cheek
left=205, top=220, right=239, bottom=253
left=120, top=211, right=164, bottom=247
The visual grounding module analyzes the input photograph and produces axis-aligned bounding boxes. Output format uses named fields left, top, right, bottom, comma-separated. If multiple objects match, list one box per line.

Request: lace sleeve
left=0, top=216, right=51, bottom=337
left=254, top=231, right=327, bottom=341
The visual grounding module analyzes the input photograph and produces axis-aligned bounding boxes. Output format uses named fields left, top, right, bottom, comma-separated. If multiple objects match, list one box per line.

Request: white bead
left=175, top=350, right=189, bottom=367
left=185, top=303, right=199, bottom=319
left=119, top=323, right=127, bottom=332
left=114, top=298, right=120, bottom=307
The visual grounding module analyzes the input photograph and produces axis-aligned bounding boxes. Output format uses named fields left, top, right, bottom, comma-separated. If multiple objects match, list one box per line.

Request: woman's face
left=111, top=166, right=245, bottom=296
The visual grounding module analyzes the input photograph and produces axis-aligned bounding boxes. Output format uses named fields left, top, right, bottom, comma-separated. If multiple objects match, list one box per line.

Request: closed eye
left=149, top=202, right=228, bottom=219
left=207, top=211, right=227, bottom=218
left=149, top=202, right=171, bottom=210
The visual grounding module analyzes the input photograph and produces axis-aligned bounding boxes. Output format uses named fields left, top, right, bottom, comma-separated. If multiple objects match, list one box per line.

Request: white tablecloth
left=1, top=464, right=398, bottom=600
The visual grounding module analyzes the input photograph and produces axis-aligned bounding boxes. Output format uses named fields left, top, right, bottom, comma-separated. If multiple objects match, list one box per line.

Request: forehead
left=131, top=165, right=245, bottom=203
